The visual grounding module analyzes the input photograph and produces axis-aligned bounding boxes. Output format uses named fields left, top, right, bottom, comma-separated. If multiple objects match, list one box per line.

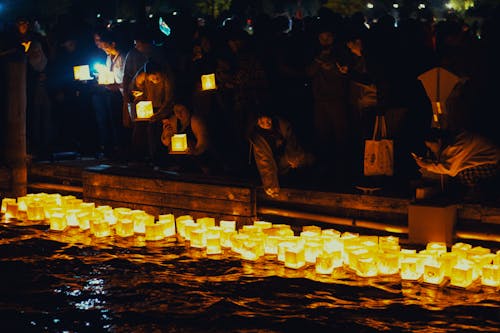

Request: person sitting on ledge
left=412, top=128, right=500, bottom=201
left=249, top=106, right=315, bottom=198
left=160, top=96, right=215, bottom=174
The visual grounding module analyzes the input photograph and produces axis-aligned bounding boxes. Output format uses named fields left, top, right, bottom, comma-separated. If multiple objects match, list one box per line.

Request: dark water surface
left=1, top=221, right=499, bottom=333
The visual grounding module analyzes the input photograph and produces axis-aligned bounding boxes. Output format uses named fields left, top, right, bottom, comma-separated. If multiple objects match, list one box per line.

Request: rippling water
left=1, top=221, right=499, bottom=333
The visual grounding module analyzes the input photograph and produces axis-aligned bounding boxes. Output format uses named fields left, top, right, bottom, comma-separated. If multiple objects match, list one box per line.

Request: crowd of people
left=2, top=6, right=500, bottom=200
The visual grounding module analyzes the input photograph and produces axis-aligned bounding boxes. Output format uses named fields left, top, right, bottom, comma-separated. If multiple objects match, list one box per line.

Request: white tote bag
left=363, top=115, right=394, bottom=176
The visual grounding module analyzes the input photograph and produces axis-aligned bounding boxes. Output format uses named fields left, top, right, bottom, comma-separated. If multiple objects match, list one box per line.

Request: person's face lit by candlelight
left=257, top=116, right=273, bottom=130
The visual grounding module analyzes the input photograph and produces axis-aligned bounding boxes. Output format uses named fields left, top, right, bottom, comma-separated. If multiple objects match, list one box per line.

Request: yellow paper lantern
left=206, top=226, right=222, bottom=255
left=98, top=69, right=115, bottom=85
left=136, top=101, right=154, bottom=120
left=171, top=134, right=188, bottom=153
left=91, top=219, right=112, bottom=238
left=450, top=260, right=474, bottom=288
left=315, top=252, right=335, bottom=274
left=116, top=219, right=135, bottom=238
left=481, top=264, right=500, bottom=287
left=49, top=213, right=67, bottom=231
left=201, top=73, right=216, bottom=90
left=145, top=221, right=166, bottom=241
left=284, top=244, right=306, bottom=269
left=73, top=65, right=93, bottom=81
left=378, top=252, right=400, bottom=275
left=1, top=198, right=16, bottom=214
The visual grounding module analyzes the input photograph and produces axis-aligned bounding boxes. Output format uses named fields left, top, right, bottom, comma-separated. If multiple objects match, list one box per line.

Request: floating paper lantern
left=316, top=252, right=335, bottom=274
left=77, top=212, right=91, bottom=230
left=357, top=256, right=378, bottom=277
left=219, top=220, right=236, bottom=231
left=285, top=244, right=306, bottom=269
left=136, top=101, right=154, bottom=120
left=450, top=260, right=474, bottom=288
left=264, top=235, right=280, bottom=255
left=171, top=134, right=188, bottom=153
left=401, top=257, right=421, bottom=280
left=423, top=261, right=445, bottom=284
left=91, top=219, right=112, bottom=238
left=5, top=202, right=19, bottom=220
left=145, top=221, right=165, bottom=241
left=158, top=214, right=176, bottom=237
left=241, top=236, right=265, bottom=261
left=220, top=229, right=237, bottom=248
left=26, top=202, right=45, bottom=221
left=116, top=219, right=135, bottom=238
left=201, top=73, right=216, bottom=90
left=65, top=209, right=81, bottom=227
left=304, top=241, right=322, bottom=264
left=190, top=227, right=206, bottom=248
left=73, top=65, right=93, bottom=81
left=438, top=252, right=458, bottom=277
left=378, top=252, right=399, bottom=275
left=197, top=217, right=215, bottom=229
left=49, top=213, right=67, bottom=231
left=481, top=264, right=500, bottom=287
left=206, top=227, right=222, bottom=255
left=1, top=198, right=16, bottom=214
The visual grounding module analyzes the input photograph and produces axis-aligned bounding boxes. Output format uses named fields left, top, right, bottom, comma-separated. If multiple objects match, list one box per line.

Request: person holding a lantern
left=129, top=60, right=174, bottom=165
left=249, top=104, right=315, bottom=198
left=160, top=95, right=215, bottom=174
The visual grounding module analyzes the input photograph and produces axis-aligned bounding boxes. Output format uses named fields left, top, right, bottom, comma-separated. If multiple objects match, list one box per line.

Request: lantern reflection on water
left=2, top=192, right=500, bottom=291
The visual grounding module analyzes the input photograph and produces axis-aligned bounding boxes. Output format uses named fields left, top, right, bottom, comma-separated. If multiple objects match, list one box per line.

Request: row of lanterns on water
left=1, top=192, right=500, bottom=289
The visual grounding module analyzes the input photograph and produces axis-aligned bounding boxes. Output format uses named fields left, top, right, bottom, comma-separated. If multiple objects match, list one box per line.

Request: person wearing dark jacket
left=249, top=107, right=314, bottom=197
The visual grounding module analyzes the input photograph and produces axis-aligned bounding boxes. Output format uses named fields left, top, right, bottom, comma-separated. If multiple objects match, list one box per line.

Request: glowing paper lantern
left=201, top=73, right=216, bottom=90
left=197, top=217, right=215, bottom=229
left=145, top=221, right=166, bottom=241
left=136, top=101, right=154, bottom=120
left=450, top=260, right=474, bottom=288
left=401, top=257, right=421, bottom=280
left=264, top=235, right=280, bottom=255
left=304, top=241, right=322, bottom=264
left=65, top=209, right=81, bottom=227
left=77, top=212, right=91, bottom=230
left=1, top=198, right=16, bottom=214
left=26, top=202, right=45, bottom=221
left=378, top=252, right=399, bottom=275
left=356, top=256, right=378, bottom=277
left=316, top=252, right=335, bottom=274
left=49, top=213, right=67, bottom=231
left=171, top=134, right=188, bottom=153
left=176, top=215, right=194, bottom=238
left=206, top=227, right=222, bottom=255
left=116, top=219, right=134, bottom=238
left=98, top=69, right=115, bottom=85
left=284, top=244, right=306, bottom=269
left=91, top=219, right=112, bottom=238
left=221, top=229, right=237, bottom=248
left=158, top=214, right=176, bottom=237
left=481, top=264, right=500, bottom=287
left=73, top=65, right=93, bottom=81
left=423, top=261, right=445, bottom=285
left=219, top=220, right=236, bottom=231
left=189, top=227, right=206, bottom=248
left=5, top=202, right=19, bottom=220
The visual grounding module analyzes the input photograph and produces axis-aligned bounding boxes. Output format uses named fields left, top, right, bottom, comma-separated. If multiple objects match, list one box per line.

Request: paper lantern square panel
left=73, top=65, right=93, bottom=81
left=171, top=134, right=188, bottom=153
left=136, top=101, right=154, bottom=120
left=201, top=73, right=216, bottom=90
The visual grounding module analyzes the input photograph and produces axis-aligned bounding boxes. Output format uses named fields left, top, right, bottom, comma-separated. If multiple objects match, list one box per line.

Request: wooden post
left=4, top=60, right=27, bottom=197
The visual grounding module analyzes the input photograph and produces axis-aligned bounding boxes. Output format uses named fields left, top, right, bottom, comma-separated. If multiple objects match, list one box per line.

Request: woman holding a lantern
left=129, top=60, right=174, bottom=165
left=160, top=95, right=214, bottom=174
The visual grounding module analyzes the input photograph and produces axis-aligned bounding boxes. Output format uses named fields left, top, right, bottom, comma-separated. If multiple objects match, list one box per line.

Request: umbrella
left=418, top=67, right=461, bottom=129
